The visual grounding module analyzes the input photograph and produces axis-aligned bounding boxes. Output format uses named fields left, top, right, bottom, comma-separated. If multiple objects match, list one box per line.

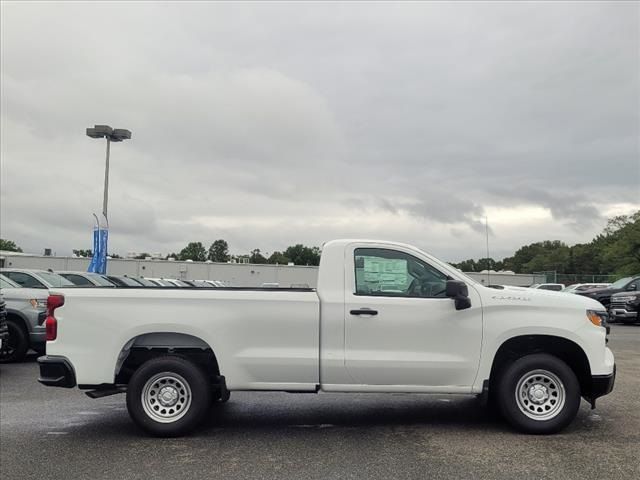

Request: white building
left=0, top=251, right=544, bottom=287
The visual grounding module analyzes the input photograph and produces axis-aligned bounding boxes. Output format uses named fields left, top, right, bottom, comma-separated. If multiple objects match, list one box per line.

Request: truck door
left=343, top=244, right=482, bottom=389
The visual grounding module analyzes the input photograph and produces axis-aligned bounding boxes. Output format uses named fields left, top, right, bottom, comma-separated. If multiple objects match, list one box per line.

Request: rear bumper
left=38, top=355, right=76, bottom=388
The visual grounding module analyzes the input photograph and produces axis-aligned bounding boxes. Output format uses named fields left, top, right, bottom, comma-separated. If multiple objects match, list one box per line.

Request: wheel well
left=489, top=335, right=592, bottom=396
left=114, top=333, right=220, bottom=386
left=5, top=312, right=28, bottom=333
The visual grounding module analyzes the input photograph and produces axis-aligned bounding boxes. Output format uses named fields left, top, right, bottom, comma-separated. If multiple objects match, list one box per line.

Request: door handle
left=350, top=308, right=378, bottom=316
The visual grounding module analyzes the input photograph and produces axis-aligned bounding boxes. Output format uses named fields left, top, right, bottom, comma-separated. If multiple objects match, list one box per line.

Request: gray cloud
left=1, top=2, right=638, bottom=261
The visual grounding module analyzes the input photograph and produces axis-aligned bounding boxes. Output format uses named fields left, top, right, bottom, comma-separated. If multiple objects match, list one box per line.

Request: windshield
left=118, top=276, right=143, bottom=287
left=136, top=278, right=157, bottom=287
left=37, top=271, right=75, bottom=287
left=87, top=274, right=117, bottom=286
left=0, top=274, right=20, bottom=288
left=610, top=277, right=632, bottom=289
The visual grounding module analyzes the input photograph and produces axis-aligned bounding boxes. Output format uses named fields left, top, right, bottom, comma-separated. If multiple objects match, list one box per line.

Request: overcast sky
left=1, top=1, right=638, bottom=261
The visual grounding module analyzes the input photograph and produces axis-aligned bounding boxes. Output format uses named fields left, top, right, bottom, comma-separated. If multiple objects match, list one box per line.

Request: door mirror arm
left=446, top=280, right=472, bottom=310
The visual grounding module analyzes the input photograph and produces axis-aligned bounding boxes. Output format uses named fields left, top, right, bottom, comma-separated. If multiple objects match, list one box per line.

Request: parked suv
left=0, top=274, right=48, bottom=361
left=57, top=271, right=116, bottom=287
left=0, top=269, right=75, bottom=289
left=577, top=276, right=640, bottom=308
left=0, top=294, right=8, bottom=353
left=529, top=283, right=565, bottom=291
left=608, top=291, right=639, bottom=324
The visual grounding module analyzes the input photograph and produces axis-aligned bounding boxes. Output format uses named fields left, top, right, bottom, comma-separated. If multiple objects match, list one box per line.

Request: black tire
left=497, top=353, right=581, bottom=434
left=126, top=356, right=212, bottom=437
left=0, top=319, right=29, bottom=363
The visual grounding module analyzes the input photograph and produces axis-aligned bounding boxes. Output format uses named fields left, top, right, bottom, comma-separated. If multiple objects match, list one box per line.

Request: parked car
left=136, top=277, right=161, bottom=287
left=0, top=274, right=48, bottom=361
left=0, top=268, right=75, bottom=289
left=529, top=283, right=565, bottom=291
left=0, top=293, right=8, bottom=353
left=608, top=291, right=639, bottom=324
left=562, top=283, right=612, bottom=294
left=576, top=276, right=640, bottom=307
left=106, top=275, right=145, bottom=287
left=182, top=280, right=205, bottom=287
left=38, top=238, right=614, bottom=436
left=57, top=271, right=117, bottom=287
left=144, top=278, right=175, bottom=287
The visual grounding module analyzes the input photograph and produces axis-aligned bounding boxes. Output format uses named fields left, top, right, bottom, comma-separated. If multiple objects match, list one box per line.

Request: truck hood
left=611, top=290, right=640, bottom=298
left=483, top=284, right=604, bottom=311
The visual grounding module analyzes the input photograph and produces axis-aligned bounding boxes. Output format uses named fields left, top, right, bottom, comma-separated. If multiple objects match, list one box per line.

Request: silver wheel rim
left=141, top=372, right=192, bottom=423
left=515, top=369, right=566, bottom=421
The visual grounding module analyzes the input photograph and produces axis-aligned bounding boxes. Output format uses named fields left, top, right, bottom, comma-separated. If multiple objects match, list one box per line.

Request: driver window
left=354, top=248, right=448, bottom=298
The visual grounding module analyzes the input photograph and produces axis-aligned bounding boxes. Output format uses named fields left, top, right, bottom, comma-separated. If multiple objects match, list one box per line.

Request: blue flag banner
left=87, top=228, right=109, bottom=274
left=87, top=228, right=101, bottom=273
left=97, top=229, right=109, bottom=274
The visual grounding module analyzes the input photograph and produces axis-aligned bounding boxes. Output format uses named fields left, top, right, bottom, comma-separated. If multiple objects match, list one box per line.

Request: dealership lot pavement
left=1, top=326, right=639, bottom=480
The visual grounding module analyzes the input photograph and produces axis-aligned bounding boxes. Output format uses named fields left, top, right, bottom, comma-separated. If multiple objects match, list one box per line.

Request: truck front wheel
left=126, top=356, right=212, bottom=437
left=497, top=353, right=581, bottom=434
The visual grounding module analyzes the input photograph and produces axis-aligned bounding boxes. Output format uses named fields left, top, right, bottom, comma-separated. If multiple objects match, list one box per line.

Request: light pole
left=86, top=125, right=130, bottom=274
left=86, top=125, right=131, bottom=221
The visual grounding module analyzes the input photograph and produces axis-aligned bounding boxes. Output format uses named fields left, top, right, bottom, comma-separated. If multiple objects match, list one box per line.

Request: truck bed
left=47, top=287, right=320, bottom=390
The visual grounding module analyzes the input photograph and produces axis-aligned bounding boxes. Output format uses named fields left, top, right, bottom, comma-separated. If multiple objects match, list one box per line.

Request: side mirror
left=446, top=280, right=471, bottom=310
left=628, top=284, right=637, bottom=291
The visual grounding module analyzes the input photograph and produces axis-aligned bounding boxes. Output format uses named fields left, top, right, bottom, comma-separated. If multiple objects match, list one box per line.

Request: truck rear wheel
left=497, top=353, right=581, bottom=434
left=126, top=356, right=212, bottom=437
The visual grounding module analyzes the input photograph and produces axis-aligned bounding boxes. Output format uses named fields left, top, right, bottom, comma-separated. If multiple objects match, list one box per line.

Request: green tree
left=451, top=259, right=477, bottom=272
left=0, top=239, right=22, bottom=252
left=600, top=211, right=640, bottom=276
left=476, top=258, right=502, bottom=271
left=73, top=249, right=92, bottom=257
left=267, top=251, right=290, bottom=264
left=179, top=242, right=207, bottom=261
left=249, top=249, right=267, bottom=264
left=208, top=239, right=230, bottom=263
left=134, top=253, right=150, bottom=260
left=283, top=244, right=321, bottom=266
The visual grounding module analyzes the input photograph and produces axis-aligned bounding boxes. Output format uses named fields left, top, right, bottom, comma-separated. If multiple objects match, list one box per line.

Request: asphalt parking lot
left=1, top=326, right=638, bottom=480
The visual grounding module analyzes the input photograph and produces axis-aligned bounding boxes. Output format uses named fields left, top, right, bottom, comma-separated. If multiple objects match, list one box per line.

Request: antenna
left=485, top=215, right=491, bottom=285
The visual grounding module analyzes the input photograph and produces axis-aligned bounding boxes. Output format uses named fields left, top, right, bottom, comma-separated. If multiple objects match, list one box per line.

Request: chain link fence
left=533, top=271, right=618, bottom=285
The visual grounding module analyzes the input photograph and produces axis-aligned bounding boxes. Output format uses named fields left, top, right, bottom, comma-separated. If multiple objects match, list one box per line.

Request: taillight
left=45, top=294, right=64, bottom=341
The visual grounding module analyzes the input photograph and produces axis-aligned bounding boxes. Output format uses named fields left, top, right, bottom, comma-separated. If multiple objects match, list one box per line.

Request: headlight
left=587, top=309, right=607, bottom=327
left=614, top=296, right=635, bottom=303
left=29, top=298, right=47, bottom=309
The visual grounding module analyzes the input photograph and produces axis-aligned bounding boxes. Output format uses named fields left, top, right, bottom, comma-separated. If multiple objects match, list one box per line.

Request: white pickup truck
left=38, top=239, right=615, bottom=436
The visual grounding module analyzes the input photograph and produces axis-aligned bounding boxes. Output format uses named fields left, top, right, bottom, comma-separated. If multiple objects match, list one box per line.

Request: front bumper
left=608, top=307, right=638, bottom=320
left=37, top=355, right=76, bottom=388
left=30, top=325, right=46, bottom=345
left=587, top=364, right=616, bottom=404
